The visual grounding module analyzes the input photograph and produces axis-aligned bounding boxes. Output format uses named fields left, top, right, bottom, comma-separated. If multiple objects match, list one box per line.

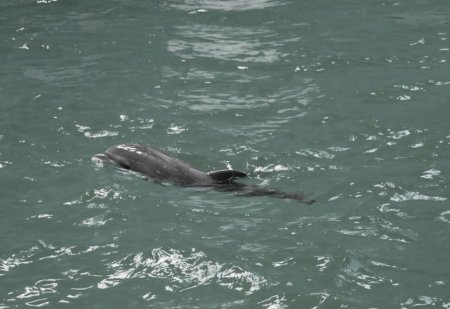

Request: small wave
left=337, top=251, right=394, bottom=291
left=295, top=149, right=335, bottom=159
left=315, top=255, right=333, bottom=272
left=420, top=169, right=441, bottom=180
left=258, top=294, right=288, bottom=309
left=75, top=124, right=118, bottom=139
left=437, top=210, right=450, bottom=223
left=0, top=254, right=33, bottom=275
left=83, top=130, right=119, bottom=139
left=17, top=279, right=60, bottom=301
left=63, top=186, right=128, bottom=208
left=255, top=164, right=290, bottom=173
left=390, top=191, right=447, bottom=202
left=79, top=215, right=111, bottom=227
left=336, top=216, right=418, bottom=243
left=97, top=248, right=267, bottom=295
left=328, top=146, right=350, bottom=152
left=167, top=124, right=188, bottom=135
left=0, top=241, right=82, bottom=277
left=400, top=296, right=449, bottom=308
left=389, top=129, right=411, bottom=140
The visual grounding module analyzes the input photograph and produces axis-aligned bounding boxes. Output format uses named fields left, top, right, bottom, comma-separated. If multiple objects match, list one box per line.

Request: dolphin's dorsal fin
left=207, top=169, right=248, bottom=183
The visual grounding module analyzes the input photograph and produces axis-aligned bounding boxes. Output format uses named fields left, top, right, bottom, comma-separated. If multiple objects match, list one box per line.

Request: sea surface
left=1, top=0, right=450, bottom=308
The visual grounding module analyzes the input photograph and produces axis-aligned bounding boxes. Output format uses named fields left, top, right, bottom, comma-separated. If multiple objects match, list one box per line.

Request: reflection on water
left=169, top=0, right=285, bottom=11
left=168, top=24, right=288, bottom=63
left=1, top=244, right=268, bottom=306
left=98, top=248, right=268, bottom=294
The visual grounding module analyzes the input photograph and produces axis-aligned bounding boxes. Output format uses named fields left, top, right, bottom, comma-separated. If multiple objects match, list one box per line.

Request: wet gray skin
left=97, top=144, right=314, bottom=204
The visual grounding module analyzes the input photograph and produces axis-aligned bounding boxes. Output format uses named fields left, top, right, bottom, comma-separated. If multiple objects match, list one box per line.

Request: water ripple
left=170, top=0, right=285, bottom=12
left=75, top=124, right=118, bottom=139
left=98, top=248, right=268, bottom=295
left=438, top=210, right=450, bottom=224
left=296, top=149, right=335, bottom=160
left=400, top=296, right=450, bottom=308
left=390, top=191, right=447, bottom=203
left=1, top=241, right=118, bottom=307
left=184, top=93, right=269, bottom=112
left=17, top=279, right=60, bottom=302
left=168, top=24, right=287, bottom=63
left=258, top=294, right=288, bottom=309
left=336, top=216, right=419, bottom=244
left=337, top=251, right=396, bottom=291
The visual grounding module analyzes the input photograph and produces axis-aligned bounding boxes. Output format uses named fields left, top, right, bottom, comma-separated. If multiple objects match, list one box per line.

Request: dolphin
left=95, top=144, right=314, bottom=204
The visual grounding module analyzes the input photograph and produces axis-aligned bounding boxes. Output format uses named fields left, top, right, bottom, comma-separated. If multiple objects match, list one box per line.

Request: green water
left=1, top=0, right=450, bottom=308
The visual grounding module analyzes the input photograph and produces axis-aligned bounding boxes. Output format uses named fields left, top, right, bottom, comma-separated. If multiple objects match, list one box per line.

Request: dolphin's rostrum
left=96, top=144, right=314, bottom=204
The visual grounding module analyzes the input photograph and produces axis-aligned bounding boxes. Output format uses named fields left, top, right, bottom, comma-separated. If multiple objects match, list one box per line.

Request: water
left=1, top=0, right=449, bottom=308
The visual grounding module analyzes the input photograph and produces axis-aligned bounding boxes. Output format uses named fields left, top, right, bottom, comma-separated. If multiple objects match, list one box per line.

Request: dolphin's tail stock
left=212, top=182, right=315, bottom=205
left=242, top=186, right=315, bottom=204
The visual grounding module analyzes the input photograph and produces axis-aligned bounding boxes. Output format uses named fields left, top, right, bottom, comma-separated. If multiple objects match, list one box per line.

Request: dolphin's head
left=105, top=144, right=142, bottom=170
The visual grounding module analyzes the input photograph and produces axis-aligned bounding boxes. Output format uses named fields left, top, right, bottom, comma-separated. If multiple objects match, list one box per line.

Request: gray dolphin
left=95, top=144, right=314, bottom=204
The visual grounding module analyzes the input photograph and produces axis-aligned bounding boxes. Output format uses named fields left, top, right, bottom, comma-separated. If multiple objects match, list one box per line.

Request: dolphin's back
left=105, top=144, right=211, bottom=185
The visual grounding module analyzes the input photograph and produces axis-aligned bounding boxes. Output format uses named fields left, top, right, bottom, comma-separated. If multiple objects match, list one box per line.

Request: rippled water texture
left=1, top=0, right=450, bottom=308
